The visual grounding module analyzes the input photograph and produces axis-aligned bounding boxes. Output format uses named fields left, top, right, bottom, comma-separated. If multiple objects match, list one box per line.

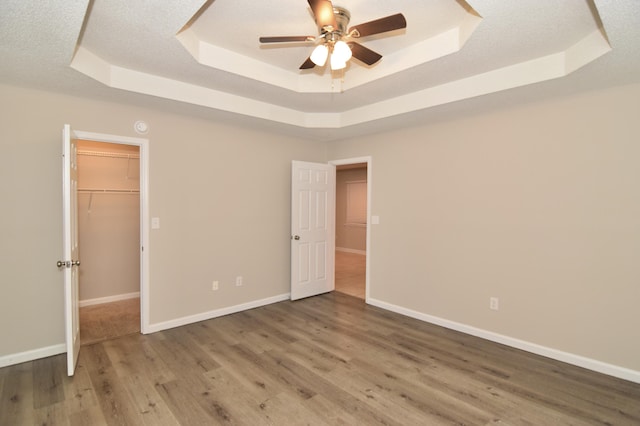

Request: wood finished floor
left=335, top=251, right=366, bottom=299
left=2, top=292, right=639, bottom=425
left=80, top=297, right=141, bottom=346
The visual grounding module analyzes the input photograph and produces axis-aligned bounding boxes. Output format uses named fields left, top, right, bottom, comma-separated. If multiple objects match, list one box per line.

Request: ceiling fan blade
left=349, top=13, right=407, bottom=38
left=347, top=42, right=383, bottom=66
left=300, top=57, right=316, bottom=69
left=259, top=36, right=315, bottom=43
left=307, top=0, right=337, bottom=30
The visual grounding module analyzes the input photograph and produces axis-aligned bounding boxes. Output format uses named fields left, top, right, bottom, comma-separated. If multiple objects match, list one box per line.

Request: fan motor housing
left=319, top=6, right=350, bottom=36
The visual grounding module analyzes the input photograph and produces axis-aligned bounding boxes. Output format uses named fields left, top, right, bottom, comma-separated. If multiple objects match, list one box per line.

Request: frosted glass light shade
left=310, top=44, right=329, bottom=66
left=330, top=56, right=347, bottom=70
left=333, top=40, right=352, bottom=63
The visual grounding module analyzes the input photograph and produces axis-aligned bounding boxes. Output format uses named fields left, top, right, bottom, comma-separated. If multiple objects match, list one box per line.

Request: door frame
left=72, top=129, right=150, bottom=334
left=329, top=156, right=371, bottom=302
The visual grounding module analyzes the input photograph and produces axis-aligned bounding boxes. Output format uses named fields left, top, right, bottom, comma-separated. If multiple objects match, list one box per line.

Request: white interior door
left=61, top=124, right=80, bottom=376
left=291, top=161, right=335, bottom=300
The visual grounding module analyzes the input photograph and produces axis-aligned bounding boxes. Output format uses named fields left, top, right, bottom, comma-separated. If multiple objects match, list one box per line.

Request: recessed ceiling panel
left=178, top=0, right=482, bottom=92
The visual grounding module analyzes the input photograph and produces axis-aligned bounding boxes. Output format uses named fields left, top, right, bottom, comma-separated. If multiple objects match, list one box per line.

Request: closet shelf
left=78, top=150, right=139, bottom=159
left=78, top=188, right=139, bottom=194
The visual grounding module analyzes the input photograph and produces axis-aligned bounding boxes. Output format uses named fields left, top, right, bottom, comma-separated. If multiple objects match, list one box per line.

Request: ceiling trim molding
left=70, top=29, right=610, bottom=129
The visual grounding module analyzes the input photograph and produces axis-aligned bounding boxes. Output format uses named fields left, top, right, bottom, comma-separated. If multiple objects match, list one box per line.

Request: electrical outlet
left=235, top=276, right=243, bottom=287
left=212, top=281, right=219, bottom=291
left=490, top=297, right=499, bottom=311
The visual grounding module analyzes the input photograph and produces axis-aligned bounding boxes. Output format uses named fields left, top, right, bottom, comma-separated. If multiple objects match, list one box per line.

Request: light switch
left=371, top=215, right=380, bottom=225
left=151, top=217, right=160, bottom=229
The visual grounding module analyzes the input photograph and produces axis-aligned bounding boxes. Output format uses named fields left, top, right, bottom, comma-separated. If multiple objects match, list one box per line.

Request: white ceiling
left=1, top=0, right=639, bottom=141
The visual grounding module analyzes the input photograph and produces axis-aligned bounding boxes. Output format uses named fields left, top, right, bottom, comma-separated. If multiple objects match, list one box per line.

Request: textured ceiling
left=1, top=0, right=640, bottom=141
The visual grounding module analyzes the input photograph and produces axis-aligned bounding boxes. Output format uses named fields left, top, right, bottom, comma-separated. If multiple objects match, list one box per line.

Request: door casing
left=329, top=156, right=372, bottom=302
left=71, top=129, right=150, bottom=334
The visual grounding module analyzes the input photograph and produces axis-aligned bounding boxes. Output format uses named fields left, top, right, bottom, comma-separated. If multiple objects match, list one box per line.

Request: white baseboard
left=368, top=298, right=640, bottom=385
left=79, top=291, right=140, bottom=307
left=336, top=247, right=366, bottom=255
left=0, top=293, right=289, bottom=368
left=145, top=293, right=291, bottom=334
left=0, top=344, right=66, bottom=369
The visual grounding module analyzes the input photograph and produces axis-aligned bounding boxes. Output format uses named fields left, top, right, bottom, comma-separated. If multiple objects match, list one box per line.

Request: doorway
left=76, top=140, right=141, bottom=344
left=331, top=158, right=371, bottom=301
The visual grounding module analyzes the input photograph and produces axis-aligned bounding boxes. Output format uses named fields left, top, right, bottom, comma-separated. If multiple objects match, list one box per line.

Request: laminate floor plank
left=240, top=309, right=299, bottom=344
left=261, top=348, right=403, bottom=426
left=155, top=379, right=219, bottom=426
left=332, top=352, right=494, bottom=425
left=0, top=361, right=35, bottom=426
left=32, top=354, right=66, bottom=409
left=208, top=311, right=296, bottom=354
left=479, top=368, right=639, bottom=425
left=201, top=367, right=280, bottom=425
left=103, top=334, right=176, bottom=386
left=2, top=292, right=640, bottom=425
left=284, top=338, right=350, bottom=376
left=82, top=343, right=145, bottom=426
left=255, top=391, right=330, bottom=426
left=34, top=400, right=70, bottom=426
left=260, top=302, right=349, bottom=344
left=148, top=327, right=220, bottom=380
left=300, top=394, right=363, bottom=425
left=99, top=337, right=176, bottom=425
left=202, top=339, right=293, bottom=402
left=63, top=354, right=100, bottom=415
left=169, top=366, right=263, bottom=425
left=68, top=405, right=108, bottom=426
left=120, top=373, right=180, bottom=426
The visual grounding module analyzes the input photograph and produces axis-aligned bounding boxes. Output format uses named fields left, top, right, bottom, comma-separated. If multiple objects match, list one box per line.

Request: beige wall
left=1, top=81, right=639, bottom=377
left=336, top=167, right=367, bottom=252
left=327, top=83, right=640, bottom=372
left=77, top=141, right=140, bottom=302
left=0, top=84, right=324, bottom=359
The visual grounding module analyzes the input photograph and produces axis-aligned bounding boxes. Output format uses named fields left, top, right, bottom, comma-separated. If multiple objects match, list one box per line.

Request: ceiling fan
left=259, top=0, right=407, bottom=71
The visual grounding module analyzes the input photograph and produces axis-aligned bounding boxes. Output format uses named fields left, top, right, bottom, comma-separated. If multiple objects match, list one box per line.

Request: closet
left=76, top=140, right=140, bottom=342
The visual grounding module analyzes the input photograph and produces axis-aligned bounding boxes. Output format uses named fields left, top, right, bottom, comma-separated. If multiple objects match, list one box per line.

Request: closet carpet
left=79, top=297, right=140, bottom=346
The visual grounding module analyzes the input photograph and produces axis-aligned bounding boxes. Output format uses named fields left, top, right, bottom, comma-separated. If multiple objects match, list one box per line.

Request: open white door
left=60, top=124, right=80, bottom=376
left=291, top=161, right=335, bottom=300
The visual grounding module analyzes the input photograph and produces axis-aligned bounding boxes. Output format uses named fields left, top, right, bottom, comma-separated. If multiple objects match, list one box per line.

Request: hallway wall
left=336, top=167, right=367, bottom=253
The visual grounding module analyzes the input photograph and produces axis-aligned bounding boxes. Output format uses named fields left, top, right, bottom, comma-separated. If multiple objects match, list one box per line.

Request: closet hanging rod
left=77, top=150, right=140, bottom=159
left=78, top=188, right=140, bottom=193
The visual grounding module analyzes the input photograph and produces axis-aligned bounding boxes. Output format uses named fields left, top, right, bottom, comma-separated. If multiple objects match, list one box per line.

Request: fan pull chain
left=329, top=70, right=346, bottom=93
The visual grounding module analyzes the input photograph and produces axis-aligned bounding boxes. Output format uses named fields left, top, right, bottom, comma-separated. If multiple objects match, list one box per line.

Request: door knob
left=293, top=235, right=300, bottom=240
left=57, top=260, right=81, bottom=268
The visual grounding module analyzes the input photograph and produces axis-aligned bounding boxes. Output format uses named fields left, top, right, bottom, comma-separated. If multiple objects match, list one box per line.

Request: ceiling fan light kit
left=333, top=40, right=352, bottom=62
left=311, top=39, right=352, bottom=69
left=311, top=44, right=329, bottom=66
left=259, top=0, right=406, bottom=74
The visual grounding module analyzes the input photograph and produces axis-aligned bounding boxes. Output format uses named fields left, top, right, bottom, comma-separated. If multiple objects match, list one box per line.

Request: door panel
left=291, top=161, right=335, bottom=300
left=62, top=124, right=80, bottom=376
